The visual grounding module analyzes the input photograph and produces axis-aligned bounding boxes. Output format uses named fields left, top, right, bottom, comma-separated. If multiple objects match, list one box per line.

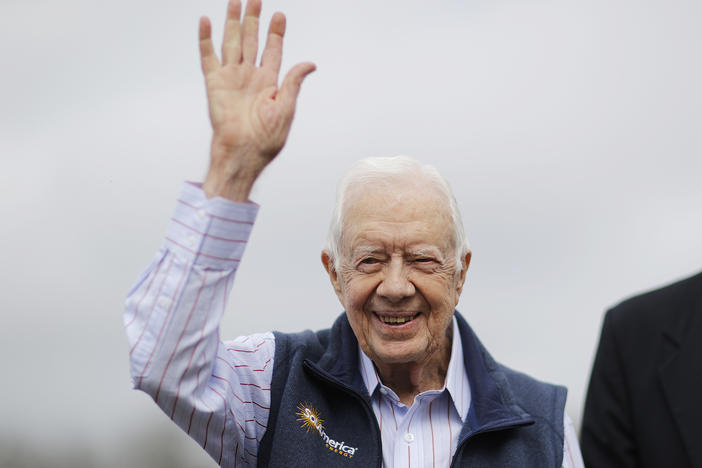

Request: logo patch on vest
left=296, top=402, right=359, bottom=459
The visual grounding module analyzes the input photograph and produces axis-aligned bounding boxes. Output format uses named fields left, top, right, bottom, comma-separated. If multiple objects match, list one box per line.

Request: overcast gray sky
left=2, top=0, right=701, bottom=465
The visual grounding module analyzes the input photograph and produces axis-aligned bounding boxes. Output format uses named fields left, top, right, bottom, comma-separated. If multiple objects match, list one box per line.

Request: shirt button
left=404, top=432, right=414, bottom=443
left=159, top=298, right=170, bottom=308
left=197, top=209, right=206, bottom=218
left=379, top=387, right=388, bottom=395
left=187, top=235, right=196, bottom=246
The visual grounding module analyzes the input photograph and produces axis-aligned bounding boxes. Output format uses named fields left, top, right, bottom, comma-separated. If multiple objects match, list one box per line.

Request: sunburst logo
left=296, top=402, right=324, bottom=433
left=295, top=401, right=358, bottom=459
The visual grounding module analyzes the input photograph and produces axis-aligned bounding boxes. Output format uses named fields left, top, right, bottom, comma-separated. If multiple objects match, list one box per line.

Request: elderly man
left=125, top=1, right=584, bottom=466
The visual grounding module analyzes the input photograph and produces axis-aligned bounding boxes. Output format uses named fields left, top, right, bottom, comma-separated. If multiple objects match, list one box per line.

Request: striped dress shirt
left=125, top=182, right=584, bottom=467
left=358, top=317, right=470, bottom=468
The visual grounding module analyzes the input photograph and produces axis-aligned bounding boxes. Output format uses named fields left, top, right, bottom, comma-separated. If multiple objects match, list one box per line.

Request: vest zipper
left=303, top=361, right=383, bottom=468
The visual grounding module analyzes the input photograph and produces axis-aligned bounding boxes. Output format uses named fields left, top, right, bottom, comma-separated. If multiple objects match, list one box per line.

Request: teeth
left=379, top=315, right=415, bottom=325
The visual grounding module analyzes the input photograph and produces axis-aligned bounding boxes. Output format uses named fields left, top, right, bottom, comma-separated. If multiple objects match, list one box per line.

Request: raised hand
left=199, top=0, right=316, bottom=201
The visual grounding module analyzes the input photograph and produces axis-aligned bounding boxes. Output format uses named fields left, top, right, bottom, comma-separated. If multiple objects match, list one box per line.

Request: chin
left=370, top=343, right=427, bottom=366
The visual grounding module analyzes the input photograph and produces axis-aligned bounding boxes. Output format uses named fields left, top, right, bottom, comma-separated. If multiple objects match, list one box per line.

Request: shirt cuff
left=164, top=182, right=259, bottom=269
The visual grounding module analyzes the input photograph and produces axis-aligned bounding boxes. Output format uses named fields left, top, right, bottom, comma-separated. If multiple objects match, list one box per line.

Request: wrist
left=203, top=139, right=266, bottom=202
left=202, top=173, right=255, bottom=202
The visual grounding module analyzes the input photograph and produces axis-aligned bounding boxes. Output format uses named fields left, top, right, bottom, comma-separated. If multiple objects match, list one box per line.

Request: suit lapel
left=659, top=277, right=702, bottom=468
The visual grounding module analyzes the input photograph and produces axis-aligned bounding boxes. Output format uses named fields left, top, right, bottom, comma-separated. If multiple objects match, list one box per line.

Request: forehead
left=341, top=182, right=454, bottom=251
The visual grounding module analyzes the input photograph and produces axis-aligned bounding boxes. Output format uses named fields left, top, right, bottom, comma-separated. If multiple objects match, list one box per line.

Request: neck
left=374, top=329, right=453, bottom=407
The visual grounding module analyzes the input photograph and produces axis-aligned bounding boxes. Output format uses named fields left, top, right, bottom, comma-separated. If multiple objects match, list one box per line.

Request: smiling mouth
left=376, top=313, right=419, bottom=325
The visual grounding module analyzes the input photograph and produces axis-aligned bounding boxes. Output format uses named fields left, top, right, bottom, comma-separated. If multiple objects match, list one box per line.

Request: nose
left=376, top=257, right=415, bottom=302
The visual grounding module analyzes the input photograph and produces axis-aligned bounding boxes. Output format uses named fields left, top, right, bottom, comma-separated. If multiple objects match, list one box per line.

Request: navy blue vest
left=258, top=312, right=566, bottom=467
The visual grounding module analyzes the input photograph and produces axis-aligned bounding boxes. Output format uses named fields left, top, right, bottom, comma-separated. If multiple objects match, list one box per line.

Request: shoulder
left=454, top=311, right=567, bottom=416
left=605, top=270, right=702, bottom=334
left=498, top=363, right=567, bottom=432
left=455, top=311, right=566, bottom=444
left=271, top=327, right=331, bottom=366
left=269, top=313, right=359, bottom=379
left=499, top=363, right=567, bottom=403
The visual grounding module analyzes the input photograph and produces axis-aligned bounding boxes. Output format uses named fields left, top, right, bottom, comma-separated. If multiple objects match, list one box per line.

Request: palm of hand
left=199, top=0, right=315, bottom=200
left=206, top=63, right=284, bottom=160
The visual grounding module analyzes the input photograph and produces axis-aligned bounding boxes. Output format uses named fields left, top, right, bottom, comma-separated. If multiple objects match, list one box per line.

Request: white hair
left=324, top=155, right=470, bottom=272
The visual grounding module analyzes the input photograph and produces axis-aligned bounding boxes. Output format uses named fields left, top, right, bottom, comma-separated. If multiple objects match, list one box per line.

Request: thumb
left=278, top=62, right=316, bottom=110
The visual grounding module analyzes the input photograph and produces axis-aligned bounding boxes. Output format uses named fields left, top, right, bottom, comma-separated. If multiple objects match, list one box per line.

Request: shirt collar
left=357, top=315, right=472, bottom=421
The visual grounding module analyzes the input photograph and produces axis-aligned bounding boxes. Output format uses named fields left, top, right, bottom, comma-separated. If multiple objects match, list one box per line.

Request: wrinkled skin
left=322, top=181, right=471, bottom=404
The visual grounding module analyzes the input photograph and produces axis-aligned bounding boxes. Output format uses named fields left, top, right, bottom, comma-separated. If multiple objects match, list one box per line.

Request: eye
left=357, top=257, right=383, bottom=271
left=411, top=256, right=437, bottom=265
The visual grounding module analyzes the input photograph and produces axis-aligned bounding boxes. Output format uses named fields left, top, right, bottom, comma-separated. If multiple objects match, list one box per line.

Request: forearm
left=124, top=182, right=269, bottom=466
left=125, top=182, right=255, bottom=383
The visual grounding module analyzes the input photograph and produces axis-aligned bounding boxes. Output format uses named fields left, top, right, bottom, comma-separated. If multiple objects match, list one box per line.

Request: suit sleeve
left=580, top=308, right=639, bottom=468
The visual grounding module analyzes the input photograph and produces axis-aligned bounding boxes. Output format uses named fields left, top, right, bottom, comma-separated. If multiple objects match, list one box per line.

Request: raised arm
left=124, top=2, right=313, bottom=466
left=199, top=0, right=315, bottom=201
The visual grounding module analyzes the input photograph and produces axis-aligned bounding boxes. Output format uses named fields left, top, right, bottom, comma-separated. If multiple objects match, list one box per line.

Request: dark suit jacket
left=581, top=271, right=702, bottom=468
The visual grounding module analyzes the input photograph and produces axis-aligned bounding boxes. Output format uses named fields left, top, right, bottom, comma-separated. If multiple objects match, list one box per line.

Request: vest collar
left=304, top=311, right=535, bottom=438
left=453, top=312, right=534, bottom=440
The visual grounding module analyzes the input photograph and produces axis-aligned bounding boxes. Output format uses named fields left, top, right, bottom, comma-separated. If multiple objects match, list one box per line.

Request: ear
left=455, top=251, right=472, bottom=298
left=321, top=251, right=344, bottom=303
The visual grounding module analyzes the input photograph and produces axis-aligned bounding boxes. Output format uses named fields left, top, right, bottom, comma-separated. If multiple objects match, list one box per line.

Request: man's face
left=323, top=183, right=469, bottom=367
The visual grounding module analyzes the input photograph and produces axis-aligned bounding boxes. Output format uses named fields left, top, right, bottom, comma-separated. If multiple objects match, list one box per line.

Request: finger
left=221, top=0, right=243, bottom=65
left=277, top=62, right=316, bottom=109
left=260, top=12, right=285, bottom=76
left=241, top=0, right=262, bottom=64
left=199, top=17, right=220, bottom=75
